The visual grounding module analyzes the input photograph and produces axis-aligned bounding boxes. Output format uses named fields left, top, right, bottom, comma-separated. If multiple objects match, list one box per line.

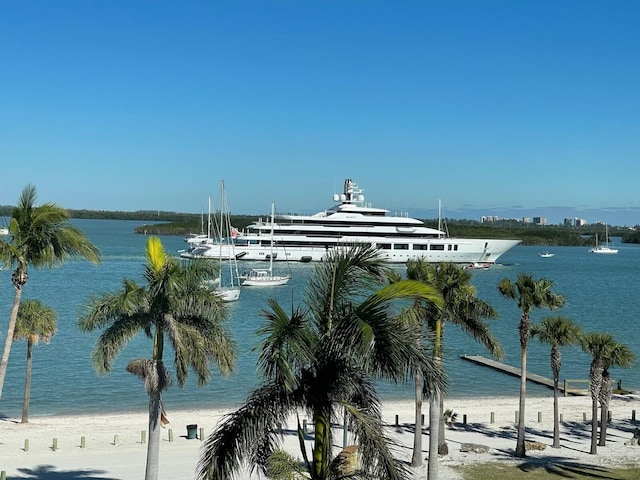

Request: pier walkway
left=460, top=354, right=588, bottom=395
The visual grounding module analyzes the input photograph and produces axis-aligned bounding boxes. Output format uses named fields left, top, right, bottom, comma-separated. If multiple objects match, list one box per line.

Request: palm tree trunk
left=427, top=392, right=440, bottom=480
left=411, top=370, right=423, bottom=467
left=552, top=377, right=560, bottom=448
left=21, top=340, right=33, bottom=423
left=590, top=397, right=598, bottom=454
left=438, top=394, right=447, bottom=455
left=312, top=408, right=331, bottom=480
left=599, top=373, right=612, bottom=447
left=145, top=388, right=162, bottom=480
left=516, top=344, right=527, bottom=457
left=0, top=284, right=24, bottom=400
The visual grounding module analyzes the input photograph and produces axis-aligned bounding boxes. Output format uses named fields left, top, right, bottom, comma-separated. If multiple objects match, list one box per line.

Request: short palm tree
left=78, top=236, right=235, bottom=480
left=404, top=260, right=502, bottom=474
left=0, top=184, right=100, bottom=400
left=598, top=341, right=634, bottom=446
left=530, top=316, right=582, bottom=448
left=581, top=332, right=613, bottom=454
left=14, top=299, right=57, bottom=423
left=196, top=243, right=445, bottom=480
left=497, top=273, right=564, bottom=457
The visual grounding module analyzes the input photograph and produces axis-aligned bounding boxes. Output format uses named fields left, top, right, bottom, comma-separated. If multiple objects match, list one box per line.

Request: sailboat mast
left=269, top=202, right=275, bottom=274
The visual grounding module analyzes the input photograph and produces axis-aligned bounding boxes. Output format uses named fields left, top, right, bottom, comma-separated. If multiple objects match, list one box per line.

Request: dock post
left=515, top=411, right=519, bottom=424
left=490, top=412, right=495, bottom=424
left=632, top=409, right=636, bottom=422
left=395, top=415, right=398, bottom=426
left=463, top=414, right=467, bottom=425
left=564, top=379, right=568, bottom=397
left=24, top=439, right=29, bottom=452
left=538, top=411, right=542, bottom=423
left=81, top=436, right=86, bottom=448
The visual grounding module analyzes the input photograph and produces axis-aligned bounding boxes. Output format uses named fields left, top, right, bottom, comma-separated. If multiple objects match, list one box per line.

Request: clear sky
left=2, top=1, right=639, bottom=225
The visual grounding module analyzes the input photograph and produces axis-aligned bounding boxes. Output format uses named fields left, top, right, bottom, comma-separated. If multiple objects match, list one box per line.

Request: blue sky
left=2, top=1, right=639, bottom=225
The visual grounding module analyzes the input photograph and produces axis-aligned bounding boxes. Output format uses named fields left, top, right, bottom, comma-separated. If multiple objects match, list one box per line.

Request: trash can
left=187, top=424, right=198, bottom=440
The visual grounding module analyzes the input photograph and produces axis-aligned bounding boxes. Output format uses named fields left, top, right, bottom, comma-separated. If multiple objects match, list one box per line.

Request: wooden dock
left=460, top=354, right=587, bottom=395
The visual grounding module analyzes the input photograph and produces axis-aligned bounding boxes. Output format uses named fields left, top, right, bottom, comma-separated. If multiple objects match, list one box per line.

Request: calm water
left=0, top=219, right=638, bottom=418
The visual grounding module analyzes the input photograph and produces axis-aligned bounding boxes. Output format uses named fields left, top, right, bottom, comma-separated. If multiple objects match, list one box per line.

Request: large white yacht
left=181, top=179, right=521, bottom=264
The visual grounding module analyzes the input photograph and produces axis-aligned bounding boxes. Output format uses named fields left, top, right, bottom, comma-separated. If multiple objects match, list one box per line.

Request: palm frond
left=196, top=382, right=299, bottom=480
left=255, top=298, right=314, bottom=391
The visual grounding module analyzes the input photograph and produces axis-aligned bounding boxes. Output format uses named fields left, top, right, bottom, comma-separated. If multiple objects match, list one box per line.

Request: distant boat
left=538, top=251, right=555, bottom=258
left=209, top=181, right=242, bottom=301
left=242, top=202, right=291, bottom=287
left=589, top=225, right=618, bottom=254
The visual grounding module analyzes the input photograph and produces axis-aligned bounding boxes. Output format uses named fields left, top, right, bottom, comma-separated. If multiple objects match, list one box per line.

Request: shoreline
left=2, top=394, right=640, bottom=479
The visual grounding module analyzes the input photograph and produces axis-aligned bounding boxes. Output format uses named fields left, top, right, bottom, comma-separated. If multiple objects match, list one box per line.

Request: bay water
left=1, top=219, right=638, bottom=418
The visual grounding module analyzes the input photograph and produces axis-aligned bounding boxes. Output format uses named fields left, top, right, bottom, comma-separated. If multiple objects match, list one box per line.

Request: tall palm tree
left=196, top=244, right=445, bottom=480
left=78, top=236, right=235, bottom=480
left=14, top=299, right=57, bottom=423
left=0, top=184, right=100, bottom=400
left=404, top=260, right=502, bottom=474
left=598, top=341, right=634, bottom=447
left=530, top=316, right=582, bottom=448
left=497, top=273, right=564, bottom=457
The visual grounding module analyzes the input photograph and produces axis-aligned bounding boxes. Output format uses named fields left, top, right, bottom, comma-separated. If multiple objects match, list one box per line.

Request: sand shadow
left=12, top=465, right=116, bottom=480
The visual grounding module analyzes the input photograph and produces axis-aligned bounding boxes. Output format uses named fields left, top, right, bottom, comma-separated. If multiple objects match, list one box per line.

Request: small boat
left=241, top=202, right=291, bottom=287
left=589, top=225, right=618, bottom=254
left=464, top=262, right=491, bottom=270
left=538, top=251, right=555, bottom=258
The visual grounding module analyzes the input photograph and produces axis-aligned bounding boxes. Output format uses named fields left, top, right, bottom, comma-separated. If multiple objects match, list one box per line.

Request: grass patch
left=454, top=461, right=640, bottom=479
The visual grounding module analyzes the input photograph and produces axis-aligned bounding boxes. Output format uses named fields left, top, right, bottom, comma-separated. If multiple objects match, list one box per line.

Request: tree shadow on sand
left=517, top=456, right=631, bottom=479
left=12, top=465, right=116, bottom=480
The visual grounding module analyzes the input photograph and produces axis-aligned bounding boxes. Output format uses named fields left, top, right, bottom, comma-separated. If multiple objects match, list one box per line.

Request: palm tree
left=497, top=273, right=564, bottom=457
left=196, top=243, right=445, bottom=480
left=77, top=236, right=235, bottom=480
left=404, top=260, right=502, bottom=474
left=13, top=299, right=57, bottom=423
left=580, top=332, right=635, bottom=451
left=580, top=332, right=613, bottom=455
left=530, top=316, right=582, bottom=448
left=0, top=184, right=100, bottom=400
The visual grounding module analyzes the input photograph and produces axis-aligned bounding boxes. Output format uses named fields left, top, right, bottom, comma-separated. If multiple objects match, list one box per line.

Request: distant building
left=533, top=217, right=547, bottom=225
left=481, top=215, right=500, bottom=223
left=564, top=218, right=573, bottom=227
left=575, top=217, right=586, bottom=226
left=522, top=217, right=531, bottom=224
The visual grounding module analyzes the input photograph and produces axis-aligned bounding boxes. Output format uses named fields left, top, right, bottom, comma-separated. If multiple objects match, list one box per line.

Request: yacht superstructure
left=181, top=179, right=521, bottom=264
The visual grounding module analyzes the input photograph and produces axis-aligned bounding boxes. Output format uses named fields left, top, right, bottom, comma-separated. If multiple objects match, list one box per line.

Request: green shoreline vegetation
left=2, top=205, right=640, bottom=246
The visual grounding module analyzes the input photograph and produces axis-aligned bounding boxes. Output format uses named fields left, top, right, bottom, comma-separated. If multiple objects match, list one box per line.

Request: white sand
left=2, top=394, right=640, bottom=479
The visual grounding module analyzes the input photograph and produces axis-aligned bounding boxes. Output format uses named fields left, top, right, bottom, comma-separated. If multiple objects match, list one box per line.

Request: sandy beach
left=2, top=394, right=640, bottom=479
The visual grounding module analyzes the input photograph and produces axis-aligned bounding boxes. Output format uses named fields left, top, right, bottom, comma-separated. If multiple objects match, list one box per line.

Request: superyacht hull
left=184, top=237, right=521, bottom=264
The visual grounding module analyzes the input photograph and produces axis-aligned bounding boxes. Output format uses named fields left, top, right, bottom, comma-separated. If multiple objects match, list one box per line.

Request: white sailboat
left=589, top=224, right=618, bottom=254
left=203, top=182, right=242, bottom=301
left=242, top=202, right=291, bottom=287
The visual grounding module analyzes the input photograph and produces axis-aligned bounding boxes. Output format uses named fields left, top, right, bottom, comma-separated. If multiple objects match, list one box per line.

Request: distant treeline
left=1, top=206, right=638, bottom=246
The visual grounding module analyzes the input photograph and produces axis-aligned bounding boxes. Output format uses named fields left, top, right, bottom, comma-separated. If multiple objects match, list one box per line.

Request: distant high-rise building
left=533, top=217, right=547, bottom=225
left=564, top=218, right=574, bottom=226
